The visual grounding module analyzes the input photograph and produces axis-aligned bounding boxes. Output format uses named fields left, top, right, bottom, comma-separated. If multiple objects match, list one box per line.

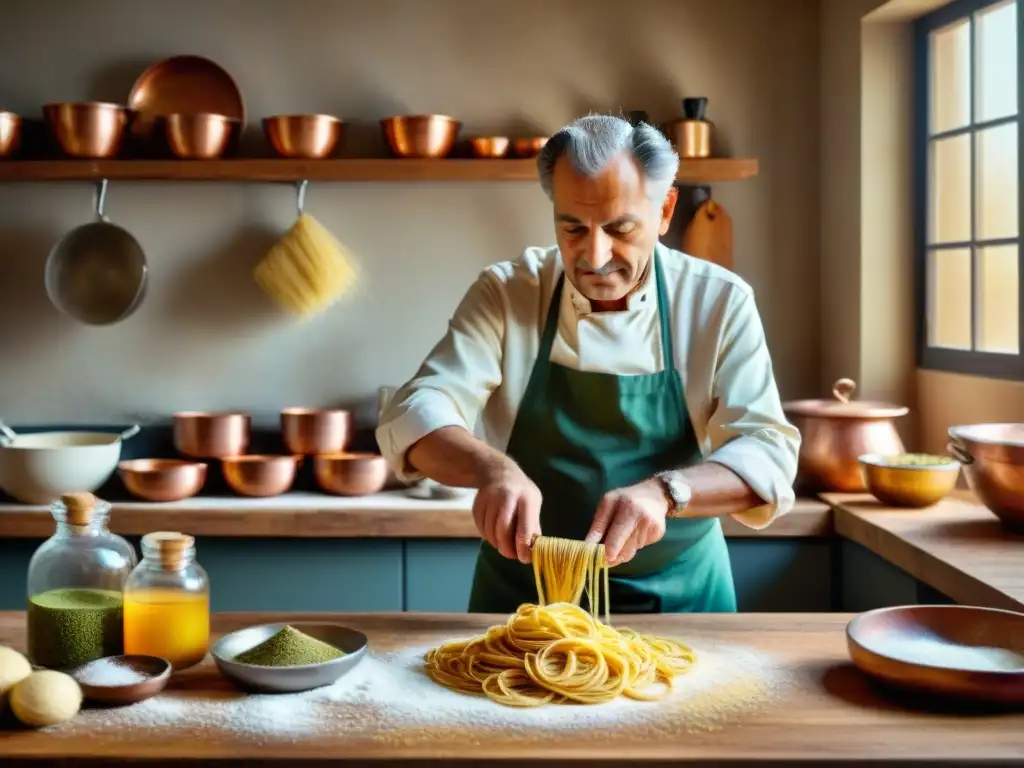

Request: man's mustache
left=577, top=260, right=623, bottom=276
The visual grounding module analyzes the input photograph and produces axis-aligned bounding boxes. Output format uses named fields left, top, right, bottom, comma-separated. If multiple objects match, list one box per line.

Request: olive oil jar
left=123, top=531, right=210, bottom=670
left=26, top=492, right=137, bottom=669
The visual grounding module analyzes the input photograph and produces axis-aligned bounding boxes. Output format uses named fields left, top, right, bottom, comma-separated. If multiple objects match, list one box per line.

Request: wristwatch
left=655, top=470, right=692, bottom=518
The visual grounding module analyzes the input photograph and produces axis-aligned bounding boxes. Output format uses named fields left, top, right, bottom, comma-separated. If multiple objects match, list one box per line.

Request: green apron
left=468, top=253, right=737, bottom=614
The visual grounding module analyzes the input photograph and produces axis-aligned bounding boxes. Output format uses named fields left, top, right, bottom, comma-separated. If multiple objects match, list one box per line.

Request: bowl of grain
left=858, top=453, right=961, bottom=508
left=212, top=623, right=367, bottom=693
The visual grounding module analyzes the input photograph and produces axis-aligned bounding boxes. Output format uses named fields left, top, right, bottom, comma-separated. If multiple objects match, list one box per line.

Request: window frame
left=914, top=0, right=1024, bottom=379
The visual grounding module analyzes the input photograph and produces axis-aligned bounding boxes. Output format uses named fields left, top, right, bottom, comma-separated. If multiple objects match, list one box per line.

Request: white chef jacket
left=376, top=242, right=800, bottom=529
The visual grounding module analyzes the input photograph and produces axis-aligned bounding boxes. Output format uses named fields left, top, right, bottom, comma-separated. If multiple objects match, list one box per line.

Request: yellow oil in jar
left=123, top=588, right=210, bottom=670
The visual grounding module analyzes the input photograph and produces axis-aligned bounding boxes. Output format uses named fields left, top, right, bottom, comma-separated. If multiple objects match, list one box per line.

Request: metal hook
left=93, top=179, right=110, bottom=221
left=295, top=180, right=309, bottom=216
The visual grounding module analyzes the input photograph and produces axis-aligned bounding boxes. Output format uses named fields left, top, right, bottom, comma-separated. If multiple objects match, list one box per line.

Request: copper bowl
left=948, top=423, right=1024, bottom=531
left=165, top=113, right=235, bottom=159
left=858, top=453, right=961, bottom=508
left=263, top=114, right=343, bottom=159
left=512, top=137, right=548, bottom=158
left=469, top=136, right=510, bottom=158
left=314, top=452, right=388, bottom=496
left=280, top=408, right=353, bottom=455
left=847, top=605, right=1024, bottom=704
left=43, top=102, right=127, bottom=159
left=0, top=111, right=22, bottom=158
left=381, top=115, right=460, bottom=159
left=118, top=458, right=208, bottom=502
left=173, top=411, right=250, bottom=459
left=222, top=454, right=301, bottom=497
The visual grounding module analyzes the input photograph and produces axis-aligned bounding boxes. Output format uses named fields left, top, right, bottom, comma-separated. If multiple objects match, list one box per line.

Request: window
left=915, top=0, right=1022, bottom=379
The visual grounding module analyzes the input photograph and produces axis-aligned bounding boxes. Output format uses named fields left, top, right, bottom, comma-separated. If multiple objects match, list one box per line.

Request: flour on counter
left=55, top=641, right=791, bottom=744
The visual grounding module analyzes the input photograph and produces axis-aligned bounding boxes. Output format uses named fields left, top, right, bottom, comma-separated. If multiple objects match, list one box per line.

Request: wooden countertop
left=827, top=492, right=1024, bottom=613
left=0, top=492, right=833, bottom=539
left=0, top=611, right=1020, bottom=765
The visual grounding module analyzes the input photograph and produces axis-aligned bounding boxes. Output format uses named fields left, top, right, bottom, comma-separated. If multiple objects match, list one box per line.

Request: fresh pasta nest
left=423, top=536, right=697, bottom=707
left=254, top=213, right=358, bottom=318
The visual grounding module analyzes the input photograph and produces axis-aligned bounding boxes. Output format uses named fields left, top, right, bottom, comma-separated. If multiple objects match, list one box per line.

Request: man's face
left=552, top=152, right=678, bottom=307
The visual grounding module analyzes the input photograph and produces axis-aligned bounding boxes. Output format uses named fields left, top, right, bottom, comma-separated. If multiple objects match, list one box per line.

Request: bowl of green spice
left=212, top=623, right=367, bottom=693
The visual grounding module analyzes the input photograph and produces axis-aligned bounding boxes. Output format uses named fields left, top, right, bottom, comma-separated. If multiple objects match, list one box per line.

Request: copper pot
left=782, top=378, right=909, bottom=493
left=0, top=111, right=22, bottom=158
left=118, top=458, right=207, bottom=502
left=280, top=407, right=353, bottom=455
left=173, top=411, right=250, bottom=459
left=222, top=454, right=301, bottom=497
left=43, top=102, right=127, bottom=159
left=263, top=114, right=343, bottom=159
left=165, top=113, right=235, bottom=159
left=314, top=452, right=388, bottom=496
left=381, top=115, right=460, bottom=159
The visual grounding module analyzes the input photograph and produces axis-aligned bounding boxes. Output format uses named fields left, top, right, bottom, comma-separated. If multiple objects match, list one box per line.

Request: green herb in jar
left=883, top=453, right=956, bottom=467
left=233, top=626, right=346, bottom=667
left=27, top=588, right=124, bottom=669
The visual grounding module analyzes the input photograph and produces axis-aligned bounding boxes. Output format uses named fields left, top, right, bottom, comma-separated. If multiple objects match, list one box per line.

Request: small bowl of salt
left=68, top=654, right=172, bottom=705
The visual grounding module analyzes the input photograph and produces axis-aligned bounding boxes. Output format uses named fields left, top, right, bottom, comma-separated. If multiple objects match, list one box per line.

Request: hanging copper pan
left=127, top=55, right=245, bottom=143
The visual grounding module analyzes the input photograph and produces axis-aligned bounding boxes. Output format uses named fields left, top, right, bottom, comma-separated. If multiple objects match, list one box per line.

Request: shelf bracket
left=93, top=178, right=110, bottom=221
left=295, top=179, right=309, bottom=216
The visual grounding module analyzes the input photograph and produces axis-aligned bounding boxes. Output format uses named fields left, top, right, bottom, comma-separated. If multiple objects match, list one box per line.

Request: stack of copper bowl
left=281, top=407, right=388, bottom=497
left=382, top=114, right=460, bottom=159
left=263, top=114, right=343, bottom=159
left=43, top=102, right=128, bottom=159
left=512, top=137, right=548, bottom=158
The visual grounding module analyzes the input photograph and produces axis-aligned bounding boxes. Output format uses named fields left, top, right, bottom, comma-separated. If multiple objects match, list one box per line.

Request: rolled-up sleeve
left=375, top=271, right=506, bottom=483
left=704, top=288, right=801, bottom=529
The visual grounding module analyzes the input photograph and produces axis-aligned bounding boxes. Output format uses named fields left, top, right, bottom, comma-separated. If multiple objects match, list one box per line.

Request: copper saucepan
left=44, top=179, right=148, bottom=326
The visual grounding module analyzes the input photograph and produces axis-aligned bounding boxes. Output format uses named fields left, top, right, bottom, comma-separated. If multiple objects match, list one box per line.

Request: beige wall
left=0, top=0, right=821, bottom=427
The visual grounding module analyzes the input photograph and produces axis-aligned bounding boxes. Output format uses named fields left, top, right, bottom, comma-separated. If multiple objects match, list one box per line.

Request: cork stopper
left=142, top=531, right=195, bottom=568
left=61, top=492, right=98, bottom=526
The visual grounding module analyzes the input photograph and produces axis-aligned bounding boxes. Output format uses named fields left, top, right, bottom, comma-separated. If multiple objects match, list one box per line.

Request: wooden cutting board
left=682, top=198, right=733, bottom=270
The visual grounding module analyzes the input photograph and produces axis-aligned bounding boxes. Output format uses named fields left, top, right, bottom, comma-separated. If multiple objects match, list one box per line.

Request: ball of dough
left=10, top=670, right=82, bottom=728
left=0, top=646, right=32, bottom=707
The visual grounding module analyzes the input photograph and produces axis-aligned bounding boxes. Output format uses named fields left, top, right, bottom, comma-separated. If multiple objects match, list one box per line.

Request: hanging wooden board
left=682, top=198, right=734, bottom=270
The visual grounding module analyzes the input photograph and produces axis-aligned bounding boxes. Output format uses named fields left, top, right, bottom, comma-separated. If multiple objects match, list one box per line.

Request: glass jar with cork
left=123, top=531, right=210, bottom=670
left=26, top=492, right=137, bottom=669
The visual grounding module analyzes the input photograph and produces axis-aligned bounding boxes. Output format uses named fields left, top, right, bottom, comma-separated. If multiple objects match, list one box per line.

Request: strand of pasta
left=424, top=534, right=697, bottom=707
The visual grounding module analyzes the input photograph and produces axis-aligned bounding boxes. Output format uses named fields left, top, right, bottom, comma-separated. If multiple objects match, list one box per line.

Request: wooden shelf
left=0, top=157, right=758, bottom=184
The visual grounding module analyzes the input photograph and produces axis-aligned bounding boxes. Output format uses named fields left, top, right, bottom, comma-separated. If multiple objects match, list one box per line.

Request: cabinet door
left=404, top=540, right=480, bottom=612
left=727, top=540, right=833, bottom=612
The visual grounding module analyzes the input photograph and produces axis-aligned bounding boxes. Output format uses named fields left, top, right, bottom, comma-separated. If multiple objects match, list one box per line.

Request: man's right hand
left=473, top=460, right=542, bottom=564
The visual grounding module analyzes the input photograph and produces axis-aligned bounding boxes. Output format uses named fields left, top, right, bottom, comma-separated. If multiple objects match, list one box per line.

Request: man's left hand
left=585, top=478, right=671, bottom=567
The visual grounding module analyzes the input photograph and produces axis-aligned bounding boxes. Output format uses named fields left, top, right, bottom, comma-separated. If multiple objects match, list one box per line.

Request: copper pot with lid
left=782, top=378, right=909, bottom=493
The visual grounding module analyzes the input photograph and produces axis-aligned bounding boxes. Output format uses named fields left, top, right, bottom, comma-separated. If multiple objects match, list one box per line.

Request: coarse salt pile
left=54, top=640, right=791, bottom=745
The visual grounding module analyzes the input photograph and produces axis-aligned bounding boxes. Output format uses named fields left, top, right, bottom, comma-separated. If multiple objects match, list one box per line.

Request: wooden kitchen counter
left=827, top=492, right=1024, bottom=613
left=0, top=492, right=833, bottom=539
left=0, top=611, right=1020, bottom=766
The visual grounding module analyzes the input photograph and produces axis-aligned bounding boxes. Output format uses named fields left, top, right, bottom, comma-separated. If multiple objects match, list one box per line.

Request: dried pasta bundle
left=424, top=535, right=698, bottom=707
left=254, top=213, right=358, bottom=318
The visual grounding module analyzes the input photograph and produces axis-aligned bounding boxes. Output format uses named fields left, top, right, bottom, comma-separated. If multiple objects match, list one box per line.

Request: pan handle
left=295, top=179, right=309, bottom=218
left=0, top=419, right=16, bottom=445
left=93, top=178, right=110, bottom=222
left=118, top=424, right=141, bottom=442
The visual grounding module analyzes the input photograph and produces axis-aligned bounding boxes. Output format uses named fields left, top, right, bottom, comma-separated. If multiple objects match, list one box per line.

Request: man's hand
left=473, top=460, right=543, bottom=564
left=585, top=478, right=671, bottom=567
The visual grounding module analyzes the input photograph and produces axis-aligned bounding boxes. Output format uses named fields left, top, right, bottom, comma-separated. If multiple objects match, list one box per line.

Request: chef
left=376, top=114, right=800, bottom=614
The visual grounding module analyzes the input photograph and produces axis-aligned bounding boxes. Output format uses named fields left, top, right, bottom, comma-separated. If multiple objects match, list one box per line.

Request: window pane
left=928, top=247, right=973, bottom=349
left=930, top=19, right=971, bottom=133
left=975, top=0, right=1018, bottom=123
left=929, top=134, right=972, bottom=243
left=976, top=122, right=1019, bottom=240
left=978, top=244, right=1020, bottom=353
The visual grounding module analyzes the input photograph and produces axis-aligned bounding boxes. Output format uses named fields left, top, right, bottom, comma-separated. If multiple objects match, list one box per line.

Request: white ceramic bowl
left=0, top=428, right=138, bottom=504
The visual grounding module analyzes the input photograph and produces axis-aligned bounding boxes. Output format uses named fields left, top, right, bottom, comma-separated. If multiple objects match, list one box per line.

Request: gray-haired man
left=377, top=114, right=800, bottom=614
